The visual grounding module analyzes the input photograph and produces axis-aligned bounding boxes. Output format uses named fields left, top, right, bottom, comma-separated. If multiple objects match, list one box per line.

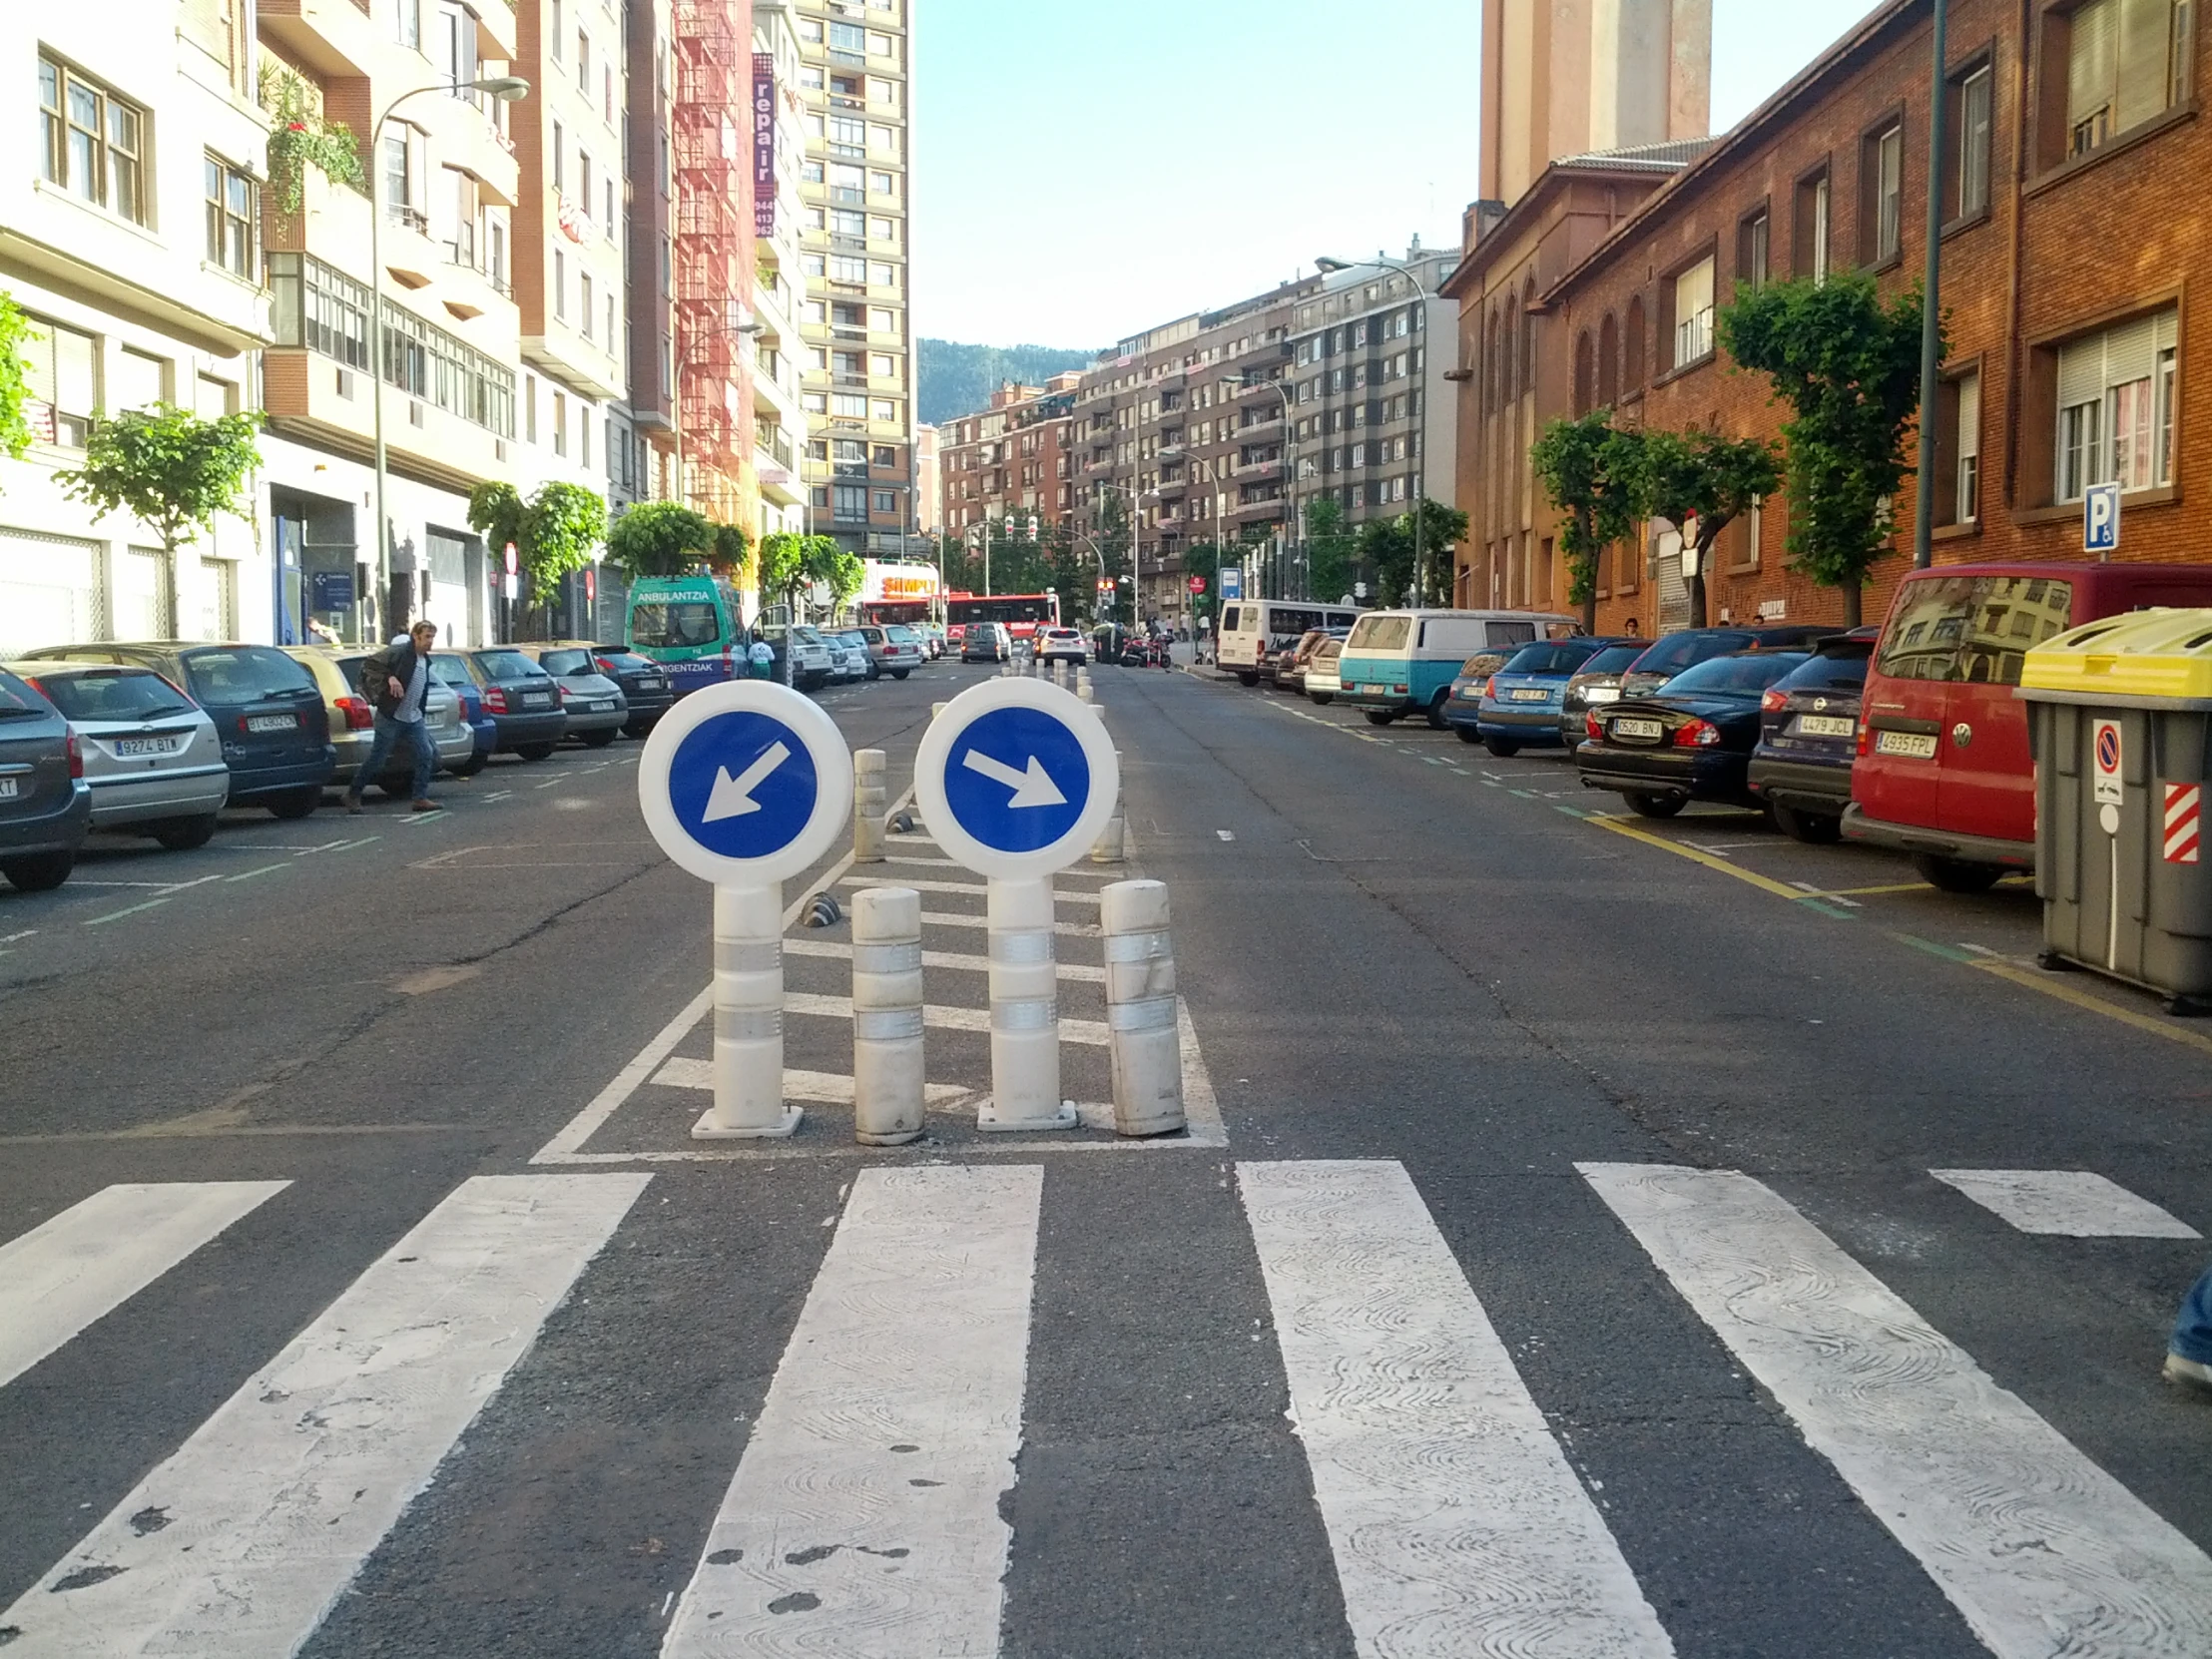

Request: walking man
left=346, top=621, right=441, bottom=814
left=2169, top=1264, right=2212, bottom=1394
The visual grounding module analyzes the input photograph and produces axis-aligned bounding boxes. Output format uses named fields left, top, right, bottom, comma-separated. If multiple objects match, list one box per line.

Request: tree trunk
left=1580, top=590, right=1598, bottom=635
left=1687, top=571, right=1708, bottom=629
left=1843, top=577, right=1864, bottom=630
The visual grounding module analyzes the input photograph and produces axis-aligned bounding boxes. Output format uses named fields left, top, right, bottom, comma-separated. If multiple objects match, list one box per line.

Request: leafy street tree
left=1531, top=410, right=1648, bottom=633
left=709, top=520, right=752, bottom=584
left=1303, top=495, right=1358, bottom=604
left=466, top=480, right=607, bottom=634
left=1720, top=273, right=1934, bottom=628
left=0, top=291, right=33, bottom=471
left=1361, top=499, right=1468, bottom=609
left=58, top=403, right=264, bottom=589
left=806, top=536, right=864, bottom=615
left=604, top=500, right=713, bottom=580
left=757, top=529, right=807, bottom=618
left=1633, top=429, right=1782, bottom=628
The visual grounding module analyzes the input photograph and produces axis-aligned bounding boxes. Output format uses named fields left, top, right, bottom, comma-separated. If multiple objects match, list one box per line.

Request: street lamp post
left=1317, top=254, right=1441, bottom=605
left=671, top=320, right=765, bottom=512
left=368, top=75, right=528, bottom=646
left=1911, top=0, right=1951, bottom=571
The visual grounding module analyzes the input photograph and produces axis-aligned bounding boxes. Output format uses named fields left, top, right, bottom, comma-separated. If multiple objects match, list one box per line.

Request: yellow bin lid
left=2021, top=607, right=2212, bottom=700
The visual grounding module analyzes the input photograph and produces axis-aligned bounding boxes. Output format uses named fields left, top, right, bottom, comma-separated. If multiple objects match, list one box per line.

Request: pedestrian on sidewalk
left=2168, top=1263, right=2212, bottom=1393
left=750, top=636, right=775, bottom=680
left=346, top=621, right=441, bottom=815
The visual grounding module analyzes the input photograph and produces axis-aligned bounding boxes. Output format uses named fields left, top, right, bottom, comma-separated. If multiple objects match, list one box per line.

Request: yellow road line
left=1584, top=814, right=1812, bottom=901
left=1970, top=959, right=2212, bottom=1059
left=1813, top=880, right=1936, bottom=898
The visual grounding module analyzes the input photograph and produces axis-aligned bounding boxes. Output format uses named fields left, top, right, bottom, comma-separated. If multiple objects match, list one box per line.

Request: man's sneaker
left=410, top=799, right=438, bottom=814
left=2163, top=1352, right=2212, bottom=1392
left=344, top=796, right=364, bottom=816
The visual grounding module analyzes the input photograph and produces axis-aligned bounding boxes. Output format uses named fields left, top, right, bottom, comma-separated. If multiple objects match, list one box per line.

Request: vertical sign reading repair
left=2093, top=719, right=2124, bottom=807
left=752, top=54, right=777, bottom=239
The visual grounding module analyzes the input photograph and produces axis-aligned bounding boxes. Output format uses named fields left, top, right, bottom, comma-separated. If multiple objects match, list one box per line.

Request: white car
left=1306, top=637, right=1344, bottom=705
left=1036, top=627, right=1088, bottom=666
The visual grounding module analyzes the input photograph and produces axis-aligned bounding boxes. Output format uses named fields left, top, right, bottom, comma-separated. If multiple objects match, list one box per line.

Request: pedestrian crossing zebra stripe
left=1240, top=1160, right=1677, bottom=1659
left=1580, top=1162, right=2212, bottom=1659
left=0, top=1173, right=649, bottom=1659
left=0, top=1181, right=290, bottom=1391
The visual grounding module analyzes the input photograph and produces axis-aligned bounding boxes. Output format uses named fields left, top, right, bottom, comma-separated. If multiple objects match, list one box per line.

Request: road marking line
left=1818, top=880, right=1938, bottom=897
left=784, top=937, right=1106, bottom=982
left=2, top=927, right=40, bottom=942
left=225, top=863, right=291, bottom=883
left=1241, top=1161, right=1675, bottom=1658
left=82, top=896, right=174, bottom=926
left=1585, top=815, right=1855, bottom=911
left=1217, top=829, right=1236, bottom=840
left=1580, top=1162, right=2212, bottom=1658
left=649, top=1059, right=971, bottom=1105
left=395, top=810, right=448, bottom=826
left=783, top=990, right=1109, bottom=1046
left=664, top=1166, right=1039, bottom=1658
left=1, top=1173, right=650, bottom=1657
left=533, top=988, right=714, bottom=1163
left=0, top=1182, right=290, bottom=1390
left=1968, top=958, right=2212, bottom=1059
left=1929, top=1169, right=2201, bottom=1238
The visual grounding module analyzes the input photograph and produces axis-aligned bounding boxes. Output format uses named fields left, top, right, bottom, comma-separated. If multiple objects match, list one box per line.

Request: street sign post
left=2084, top=482, right=2120, bottom=558
left=639, top=683, right=853, bottom=1139
left=1219, top=566, right=1243, bottom=601
left=913, top=680, right=1121, bottom=1130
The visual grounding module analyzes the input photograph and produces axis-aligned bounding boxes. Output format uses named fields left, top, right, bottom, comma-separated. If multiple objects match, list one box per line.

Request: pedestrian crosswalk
left=0, top=1162, right=2205, bottom=1657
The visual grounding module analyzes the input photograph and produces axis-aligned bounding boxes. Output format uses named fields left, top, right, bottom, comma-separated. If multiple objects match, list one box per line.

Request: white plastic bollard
left=852, top=748, right=886, bottom=863
left=850, top=885, right=925, bottom=1145
left=1090, top=708, right=1124, bottom=864
left=696, top=883, right=802, bottom=1139
left=977, top=875, right=1074, bottom=1131
left=1101, top=879, right=1185, bottom=1136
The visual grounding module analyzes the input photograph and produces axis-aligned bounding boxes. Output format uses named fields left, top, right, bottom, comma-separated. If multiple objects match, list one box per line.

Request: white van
left=1337, top=609, right=1580, bottom=726
left=1217, top=599, right=1362, bottom=685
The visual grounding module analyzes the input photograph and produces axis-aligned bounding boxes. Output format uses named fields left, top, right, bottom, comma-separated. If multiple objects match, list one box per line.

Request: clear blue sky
left=910, top=0, right=1886, bottom=350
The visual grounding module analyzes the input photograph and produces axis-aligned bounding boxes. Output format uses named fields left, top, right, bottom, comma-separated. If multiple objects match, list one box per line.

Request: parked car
left=512, top=645, right=629, bottom=747
left=1558, top=640, right=1658, bottom=740
left=785, top=626, right=837, bottom=689
left=1847, top=561, right=2212, bottom=891
left=13, top=661, right=229, bottom=849
left=580, top=645, right=677, bottom=735
left=425, top=660, right=496, bottom=774
left=1305, top=637, right=1345, bottom=704
left=284, top=647, right=472, bottom=792
left=17, top=642, right=334, bottom=819
left=1276, top=628, right=1349, bottom=696
left=1462, top=637, right=1632, bottom=756
left=963, top=622, right=1013, bottom=664
left=825, top=629, right=870, bottom=684
left=431, top=649, right=566, bottom=761
left=1577, top=650, right=1815, bottom=818
left=1440, top=651, right=1522, bottom=737
left=1036, top=627, right=1088, bottom=667
left=912, top=623, right=945, bottom=660
left=1339, top=609, right=1579, bottom=728
left=0, top=667, right=92, bottom=889
left=1615, top=625, right=1833, bottom=700
left=1746, top=629, right=1882, bottom=842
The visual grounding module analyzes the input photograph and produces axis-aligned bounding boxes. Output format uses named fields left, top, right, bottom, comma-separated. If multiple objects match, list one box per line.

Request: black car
left=587, top=645, right=678, bottom=735
left=16, top=642, right=333, bottom=819
left=1576, top=649, right=1814, bottom=818
left=1615, top=625, right=1834, bottom=700
left=0, top=668, right=91, bottom=891
left=430, top=649, right=567, bottom=761
left=1558, top=640, right=1659, bottom=738
left=1747, top=628, right=1881, bottom=842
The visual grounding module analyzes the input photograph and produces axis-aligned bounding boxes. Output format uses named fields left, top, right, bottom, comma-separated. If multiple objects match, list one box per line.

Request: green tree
left=0, top=291, right=33, bottom=472
left=467, top=480, right=606, bottom=631
left=1361, top=499, right=1468, bottom=609
left=1303, top=495, right=1358, bottom=604
left=1632, top=429, right=1782, bottom=628
left=1531, top=410, right=1648, bottom=633
left=58, top=403, right=264, bottom=572
left=605, top=500, right=712, bottom=580
left=807, top=536, right=864, bottom=616
left=708, top=520, right=753, bottom=585
left=757, top=529, right=808, bottom=618
left=1719, top=273, right=1934, bottom=627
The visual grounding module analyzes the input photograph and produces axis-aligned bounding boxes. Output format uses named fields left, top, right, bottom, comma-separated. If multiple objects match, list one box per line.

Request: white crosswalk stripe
left=1581, top=1162, right=2212, bottom=1659
left=1929, top=1168, right=2203, bottom=1238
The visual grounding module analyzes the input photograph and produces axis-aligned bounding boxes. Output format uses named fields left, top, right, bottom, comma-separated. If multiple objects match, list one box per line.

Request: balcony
left=1233, top=456, right=1283, bottom=479
left=1237, top=413, right=1285, bottom=440
left=1234, top=496, right=1287, bottom=520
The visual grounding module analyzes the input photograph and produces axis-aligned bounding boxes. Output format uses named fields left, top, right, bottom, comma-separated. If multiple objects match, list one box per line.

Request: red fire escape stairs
left=671, top=0, right=755, bottom=523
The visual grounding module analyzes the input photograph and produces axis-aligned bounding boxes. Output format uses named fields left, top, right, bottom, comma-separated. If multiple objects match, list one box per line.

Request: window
left=1951, top=65, right=1994, bottom=219
left=1876, top=576, right=2075, bottom=685
left=552, top=119, right=564, bottom=190
left=1735, top=209, right=1771, bottom=293
left=1936, top=369, right=1981, bottom=524
left=553, top=250, right=566, bottom=317
left=396, top=0, right=421, bottom=47
left=833, top=484, right=868, bottom=520
left=832, top=393, right=867, bottom=417
left=1866, top=123, right=1905, bottom=264
left=39, top=56, right=147, bottom=224
left=1795, top=169, right=1831, bottom=281
left=873, top=490, right=896, bottom=513
left=2063, top=0, right=2193, bottom=160
left=2054, top=308, right=2180, bottom=496
left=580, top=273, right=594, bottom=339
left=20, top=315, right=97, bottom=447
left=205, top=154, right=255, bottom=278
left=553, top=390, right=568, bottom=456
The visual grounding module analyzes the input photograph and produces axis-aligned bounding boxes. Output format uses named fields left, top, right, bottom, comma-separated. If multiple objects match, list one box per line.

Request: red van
left=1846, top=562, right=2212, bottom=889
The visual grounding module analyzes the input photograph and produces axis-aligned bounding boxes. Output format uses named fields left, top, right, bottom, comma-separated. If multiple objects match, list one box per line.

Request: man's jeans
left=2174, top=1263, right=2212, bottom=1364
left=350, top=714, right=435, bottom=801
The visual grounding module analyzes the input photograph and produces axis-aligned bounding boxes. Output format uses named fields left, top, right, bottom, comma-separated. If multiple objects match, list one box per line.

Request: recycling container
left=2019, top=608, right=2212, bottom=1011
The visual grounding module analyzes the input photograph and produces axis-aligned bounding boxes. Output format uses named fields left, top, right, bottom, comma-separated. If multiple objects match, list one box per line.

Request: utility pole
left=1912, top=0, right=1950, bottom=570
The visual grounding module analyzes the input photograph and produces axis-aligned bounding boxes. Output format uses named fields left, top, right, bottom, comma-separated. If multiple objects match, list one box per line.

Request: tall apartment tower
left=794, top=0, right=914, bottom=555
left=1480, top=0, right=1712, bottom=206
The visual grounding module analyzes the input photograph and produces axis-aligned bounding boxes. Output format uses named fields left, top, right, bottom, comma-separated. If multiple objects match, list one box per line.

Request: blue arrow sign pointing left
left=668, top=711, right=820, bottom=860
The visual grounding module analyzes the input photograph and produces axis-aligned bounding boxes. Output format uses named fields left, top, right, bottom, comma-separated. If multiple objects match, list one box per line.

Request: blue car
left=443, top=670, right=498, bottom=776
left=1461, top=638, right=1633, bottom=757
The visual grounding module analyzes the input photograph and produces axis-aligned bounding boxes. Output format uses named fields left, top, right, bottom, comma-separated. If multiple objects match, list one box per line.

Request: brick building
left=939, top=375, right=1079, bottom=539
left=1450, top=0, right=2207, bottom=633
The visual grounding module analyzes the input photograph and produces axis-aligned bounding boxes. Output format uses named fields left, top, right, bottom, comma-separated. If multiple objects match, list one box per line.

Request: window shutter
left=2155, top=305, right=2181, bottom=354
left=53, top=325, right=96, bottom=418
left=2103, top=313, right=2158, bottom=388
left=2056, top=333, right=2105, bottom=411
left=2069, top=0, right=2119, bottom=127
left=2116, top=0, right=2175, bottom=129
left=1957, top=370, right=1981, bottom=457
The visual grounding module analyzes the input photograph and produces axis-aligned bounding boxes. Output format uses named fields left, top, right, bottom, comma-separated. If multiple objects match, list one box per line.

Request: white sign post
left=913, top=679, right=1121, bottom=1131
left=639, top=683, right=852, bottom=1140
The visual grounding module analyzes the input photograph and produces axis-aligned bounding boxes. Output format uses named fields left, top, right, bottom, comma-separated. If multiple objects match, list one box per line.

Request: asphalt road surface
left=3, top=657, right=2210, bottom=1658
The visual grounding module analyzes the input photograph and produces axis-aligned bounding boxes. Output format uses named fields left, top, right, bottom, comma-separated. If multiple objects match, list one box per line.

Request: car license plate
left=524, top=693, right=551, bottom=708
left=1613, top=717, right=1665, bottom=742
left=1583, top=687, right=1621, bottom=704
left=1797, top=714, right=1856, bottom=738
left=0, top=778, right=17, bottom=800
left=639, top=678, right=665, bottom=692
left=1509, top=688, right=1550, bottom=702
left=247, top=714, right=296, bottom=732
left=114, top=736, right=181, bottom=757
left=1876, top=729, right=1938, bottom=759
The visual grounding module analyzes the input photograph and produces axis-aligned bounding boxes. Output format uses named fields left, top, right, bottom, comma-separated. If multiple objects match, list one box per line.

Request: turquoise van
left=625, top=576, right=751, bottom=697
left=1338, top=609, right=1579, bottom=728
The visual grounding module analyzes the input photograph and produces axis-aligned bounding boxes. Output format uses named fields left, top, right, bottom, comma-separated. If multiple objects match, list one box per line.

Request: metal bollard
left=852, top=748, right=886, bottom=863
left=696, top=883, right=802, bottom=1139
left=1100, top=879, right=1185, bottom=1136
left=850, top=885, right=925, bottom=1145
left=932, top=701, right=949, bottom=719
left=977, top=875, right=1074, bottom=1131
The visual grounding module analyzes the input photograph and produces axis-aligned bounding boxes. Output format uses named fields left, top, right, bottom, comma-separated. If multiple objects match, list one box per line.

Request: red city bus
left=945, top=592, right=1061, bottom=646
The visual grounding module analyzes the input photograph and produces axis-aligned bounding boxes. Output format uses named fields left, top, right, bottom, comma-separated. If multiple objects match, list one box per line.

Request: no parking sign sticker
left=2093, top=719, right=2123, bottom=808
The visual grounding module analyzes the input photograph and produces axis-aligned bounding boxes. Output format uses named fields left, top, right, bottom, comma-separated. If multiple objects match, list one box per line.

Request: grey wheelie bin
left=2019, top=609, right=2212, bottom=1013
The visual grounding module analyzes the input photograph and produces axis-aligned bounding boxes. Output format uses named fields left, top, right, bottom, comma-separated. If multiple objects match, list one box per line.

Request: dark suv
left=587, top=645, right=678, bottom=734
left=0, top=668, right=90, bottom=891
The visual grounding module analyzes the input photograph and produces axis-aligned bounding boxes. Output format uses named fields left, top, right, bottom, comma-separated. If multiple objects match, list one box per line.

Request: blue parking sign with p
left=2084, top=482, right=2120, bottom=553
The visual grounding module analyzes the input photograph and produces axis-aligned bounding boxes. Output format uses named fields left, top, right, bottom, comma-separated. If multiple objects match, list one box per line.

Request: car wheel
left=0, top=850, right=74, bottom=891
left=1483, top=735, right=1520, bottom=758
left=1363, top=710, right=1396, bottom=727
left=1770, top=803, right=1844, bottom=844
left=267, top=787, right=320, bottom=821
left=1236, top=672, right=1259, bottom=687
left=1913, top=852, right=2005, bottom=893
left=580, top=729, right=617, bottom=748
left=1624, top=792, right=1686, bottom=820
left=1425, top=693, right=1452, bottom=731
left=152, top=814, right=220, bottom=851
left=516, top=742, right=557, bottom=762
left=1310, top=692, right=1333, bottom=706
left=1455, top=726, right=1483, bottom=745
left=893, top=669, right=909, bottom=680
left=452, top=753, right=489, bottom=777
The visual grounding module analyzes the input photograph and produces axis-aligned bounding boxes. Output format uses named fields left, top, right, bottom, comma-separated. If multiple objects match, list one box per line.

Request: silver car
left=325, top=651, right=476, bottom=780
left=10, top=660, right=230, bottom=850
left=856, top=624, right=924, bottom=679
left=514, top=645, right=630, bottom=747
left=824, top=629, right=869, bottom=683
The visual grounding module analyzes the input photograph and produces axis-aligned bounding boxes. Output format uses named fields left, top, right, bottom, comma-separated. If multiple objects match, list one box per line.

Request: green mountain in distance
left=918, top=339, right=1097, bottom=426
